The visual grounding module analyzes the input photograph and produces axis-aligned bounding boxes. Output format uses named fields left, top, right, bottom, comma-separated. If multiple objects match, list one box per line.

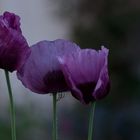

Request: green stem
left=52, top=93, right=57, bottom=140
left=88, top=102, right=96, bottom=140
left=4, top=70, right=16, bottom=140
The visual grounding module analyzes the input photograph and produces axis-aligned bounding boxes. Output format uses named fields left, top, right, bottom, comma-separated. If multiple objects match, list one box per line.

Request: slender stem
left=88, top=102, right=96, bottom=140
left=52, top=93, right=57, bottom=140
left=4, top=70, right=16, bottom=140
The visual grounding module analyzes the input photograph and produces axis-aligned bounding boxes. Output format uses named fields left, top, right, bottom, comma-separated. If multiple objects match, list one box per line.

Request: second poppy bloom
left=17, top=39, right=80, bottom=94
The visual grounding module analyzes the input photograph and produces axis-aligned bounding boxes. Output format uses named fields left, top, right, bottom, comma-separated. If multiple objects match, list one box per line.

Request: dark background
left=54, top=0, right=140, bottom=139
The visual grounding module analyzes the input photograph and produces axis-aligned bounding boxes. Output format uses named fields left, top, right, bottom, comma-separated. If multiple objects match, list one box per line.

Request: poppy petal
left=0, top=11, right=30, bottom=72
left=59, top=47, right=110, bottom=104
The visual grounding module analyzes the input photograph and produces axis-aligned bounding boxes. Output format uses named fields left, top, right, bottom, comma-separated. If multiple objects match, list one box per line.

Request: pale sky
left=0, top=0, right=69, bottom=45
left=0, top=0, right=73, bottom=109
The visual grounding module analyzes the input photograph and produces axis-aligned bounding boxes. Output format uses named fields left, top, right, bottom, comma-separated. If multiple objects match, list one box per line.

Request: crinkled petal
left=1, top=11, right=21, bottom=33
left=0, top=11, right=30, bottom=72
left=17, top=39, right=80, bottom=94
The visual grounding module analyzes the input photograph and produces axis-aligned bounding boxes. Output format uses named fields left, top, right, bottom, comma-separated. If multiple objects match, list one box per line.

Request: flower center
left=77, top=82, right=96, bottom=104
left=43, top=70, right=69, bottom=93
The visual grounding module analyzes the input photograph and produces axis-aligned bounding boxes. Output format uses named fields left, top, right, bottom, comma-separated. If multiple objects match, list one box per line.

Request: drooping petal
left=0, top=11, right=30, bottom=72
left=17, top=39, right=80, bottom=94
left=93, top=47, right=110, bottom=100
left=58, top=47, right=110, bottom=104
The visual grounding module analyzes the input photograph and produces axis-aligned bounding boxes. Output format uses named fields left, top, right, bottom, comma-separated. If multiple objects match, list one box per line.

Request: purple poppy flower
left=58, top=47, right=110, bottom=104
left=17, top=39, right=80, bottom=94
left=0, top=11, right=30, bottom=72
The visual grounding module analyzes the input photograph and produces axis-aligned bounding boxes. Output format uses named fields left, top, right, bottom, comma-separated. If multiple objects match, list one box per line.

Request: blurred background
left=0, top=0, right=140, bottom=140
